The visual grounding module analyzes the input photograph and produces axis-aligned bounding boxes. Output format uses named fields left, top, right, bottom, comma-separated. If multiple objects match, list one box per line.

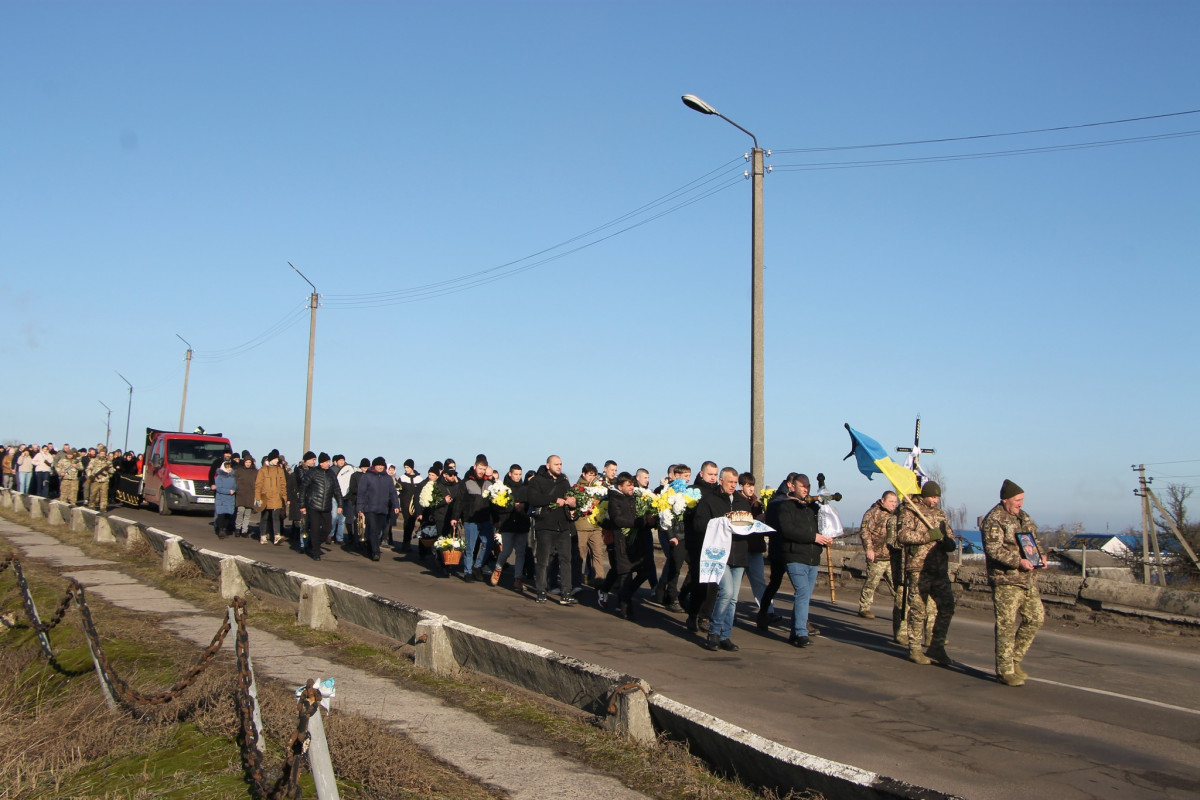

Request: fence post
left=12, top=560, right=54, bottom=661
left=85, top=631, right=119, bottom=711
left=229, top=606, right=264, bottom=751
left=307, top=703, right=340, bottom=800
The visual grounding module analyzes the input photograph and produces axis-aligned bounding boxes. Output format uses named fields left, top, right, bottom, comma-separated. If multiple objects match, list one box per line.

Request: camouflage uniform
left=56, top=450, right=84, bottom=506
left=857, top=500, right=898, bottom=615
left=982, top=502, right=1044, bottom=679
left=85, top=449, right=114, bottom=511
left=896, top=498, right=955, bottom=658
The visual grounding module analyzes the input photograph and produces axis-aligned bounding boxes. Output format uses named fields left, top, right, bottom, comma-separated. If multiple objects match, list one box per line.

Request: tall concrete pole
left=683, top=94, right=767, bottom=480
left=750, top=145, right=765, bottom=482
left=290, top=262, right=319, bottom=456
left=116, top=372, right=133, bottom=452
left=176, top=334, right=193, bottom=432
left=99, top=401, right=112, bottom=452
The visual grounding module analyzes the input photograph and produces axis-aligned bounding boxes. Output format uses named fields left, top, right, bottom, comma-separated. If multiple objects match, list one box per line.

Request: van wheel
left=158, top=494, right=172, bottom=515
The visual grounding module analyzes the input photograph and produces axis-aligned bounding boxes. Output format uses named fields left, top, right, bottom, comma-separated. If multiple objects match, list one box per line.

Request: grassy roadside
left=0, top=551, right=507, bottom=799
left=0, top=508, right=816, bottom=800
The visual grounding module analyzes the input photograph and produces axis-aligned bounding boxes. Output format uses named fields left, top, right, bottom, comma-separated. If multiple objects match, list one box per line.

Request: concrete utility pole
left=115, top=372, right=133, bottom=452
left=1132, top=465, right=1166, bottom=585
left=290, top=262, right=319, bottom=456
left=1133, top=464, right=1200, bottom=580
left=177, top=334, right=193, bottom=432
left=682, top=94, right=769, bottom=481
left=98, top=401, right=112, bottom=451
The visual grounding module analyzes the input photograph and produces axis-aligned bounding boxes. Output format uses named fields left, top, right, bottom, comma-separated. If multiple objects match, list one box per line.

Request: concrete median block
left=0, top=490, right=13, bottom=510
left=93, top=515, right=117, bottom=544
left=162, top=537, right=187, bottom=573
left=71, top=506, right=90, bottom=532
left=414, top=615, right=457, bottom=674
left=220, top=558, right=250, bottom=601
left=297, top=580, right=337, bottom=632
left=47, top=501, right=69, bottom=526
left=124, top=524, right=148, bottom=551
left=602, top=680, right=656, bottom=745
left=28, top=497, right=46, bottom=520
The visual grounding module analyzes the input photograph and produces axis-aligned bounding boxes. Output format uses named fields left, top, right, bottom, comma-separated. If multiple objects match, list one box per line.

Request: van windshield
left=166, top=440, right=228, bottom=467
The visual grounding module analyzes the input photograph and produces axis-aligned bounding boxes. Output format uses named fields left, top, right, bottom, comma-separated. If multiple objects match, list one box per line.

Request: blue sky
left=3, top=1, right=1197, bottom=533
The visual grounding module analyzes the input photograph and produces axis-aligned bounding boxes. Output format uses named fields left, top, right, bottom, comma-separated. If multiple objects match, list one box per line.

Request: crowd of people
left=2, top=440, right=1048, bottom=685
left=2, top=442, right=138, bottom=510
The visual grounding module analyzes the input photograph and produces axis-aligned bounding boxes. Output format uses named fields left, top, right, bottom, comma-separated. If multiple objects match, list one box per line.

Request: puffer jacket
left=302, top=466, right=343, bottom=512
left=214, top=469, right=237, bottom=516
left=254, top=464, right=288, bottom=510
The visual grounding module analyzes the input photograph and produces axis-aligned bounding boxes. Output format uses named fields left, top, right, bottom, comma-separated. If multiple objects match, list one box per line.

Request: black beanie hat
left=267, top=448, right=280, bottom=462
left=403, top=458, right=415, bottom=469
left=371, top=456, right=387, bottom=468
left=921, top=481, right=942, bottom=498
left=359, top=458, right=371, bottom=468
left=318, top=452, right=331, bottom=464
left=241, top=450, right=251, bottom=461
left=431, top=460, right=444, bottom=473
left=1000, top=479, right=1024, bottom=500
left=303, top=450, right=316, bottom=462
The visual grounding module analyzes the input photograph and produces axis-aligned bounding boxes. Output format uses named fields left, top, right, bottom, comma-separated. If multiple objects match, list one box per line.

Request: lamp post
left=682, top=94, right=766, bottom=481
left=289, top=262, right=319, bottom=456
left=99, top=401, right=112, bottom=452
left=115, top=372, right=133, bottom=452
left=176, top=334, right=193, bottom=432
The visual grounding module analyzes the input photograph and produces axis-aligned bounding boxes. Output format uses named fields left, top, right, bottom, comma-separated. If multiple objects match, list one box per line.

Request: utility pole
left=99, top=401, right=112, bottom=452
left=1133, top=463, right=1200, bottom=580
left=177, top=334, right=193, bottom=432
left=1132, top=465, right=1166, bottom=585
left=115, top=372, right=133, bottom=452
left=289, top=262, right=319, bottom=456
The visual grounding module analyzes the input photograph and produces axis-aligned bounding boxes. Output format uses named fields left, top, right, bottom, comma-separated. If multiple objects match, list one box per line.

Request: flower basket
left=439, top=549, right=463, bottom=566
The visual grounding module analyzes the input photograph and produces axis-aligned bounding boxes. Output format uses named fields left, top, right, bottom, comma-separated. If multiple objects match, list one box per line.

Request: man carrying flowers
left=527, top=455, right=578, bottom=605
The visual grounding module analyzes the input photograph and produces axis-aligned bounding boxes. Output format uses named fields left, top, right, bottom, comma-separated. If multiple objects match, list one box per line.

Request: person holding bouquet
left=527, top=455, right=577, bottom=605
left=607, top=472, right=657, bottom=620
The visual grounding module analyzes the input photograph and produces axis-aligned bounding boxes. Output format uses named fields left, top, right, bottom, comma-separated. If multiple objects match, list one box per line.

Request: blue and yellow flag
left=843, top=424, right=921, bottom=498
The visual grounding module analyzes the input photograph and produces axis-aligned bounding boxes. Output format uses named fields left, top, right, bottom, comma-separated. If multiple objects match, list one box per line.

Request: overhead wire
left=771, top=130, right=1200, bottom=171
left=191, top=301, right=310, bottom=363
left=772, top=108, right=1200, bottom=154
left=321, top=159, right=748, bottom=308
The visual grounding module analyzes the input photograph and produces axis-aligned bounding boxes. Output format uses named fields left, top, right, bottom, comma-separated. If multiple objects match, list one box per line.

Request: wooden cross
left=896, top=414, right=936, bottom=473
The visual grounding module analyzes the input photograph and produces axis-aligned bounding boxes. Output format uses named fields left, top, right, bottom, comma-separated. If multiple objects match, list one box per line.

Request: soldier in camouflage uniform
left=56, top=448, right=84, bottom=506
left=85, top=446, right=114, bottom=512
left=982, top=479, right=1045, bottom=687
left=857, top=491, right=899, bottom=619
left=896, top=481, right=956, bottom=665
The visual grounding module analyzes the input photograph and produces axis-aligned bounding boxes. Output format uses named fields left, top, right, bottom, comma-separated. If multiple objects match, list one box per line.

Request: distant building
left=1064, top=534, right=1135, bottom=558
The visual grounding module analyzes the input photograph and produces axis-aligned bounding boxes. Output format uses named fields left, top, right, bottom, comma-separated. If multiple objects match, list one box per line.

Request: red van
left=117, top=428, right=232, bottom=515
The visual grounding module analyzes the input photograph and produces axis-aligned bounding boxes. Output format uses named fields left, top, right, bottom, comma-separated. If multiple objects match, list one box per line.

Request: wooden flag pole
left=826, top=545, right=836, bottom=602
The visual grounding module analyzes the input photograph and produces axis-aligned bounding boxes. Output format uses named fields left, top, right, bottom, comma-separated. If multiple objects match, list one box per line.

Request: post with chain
left=230, top=604, right=265, bottom=751
left=86, top=627, right=119, bottom=710
left=305, top=685, right=340, bottom=800
left=12, top=560, right=54, bottom=661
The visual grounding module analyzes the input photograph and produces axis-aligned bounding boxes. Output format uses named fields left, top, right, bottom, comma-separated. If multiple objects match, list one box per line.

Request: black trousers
left=757, top=558, right=791, bottom=622
left=260, top=508, right=284, bottom=541
left=535, top=528, right=573, bottom=595
left=306, top=508, right=332, bottom=551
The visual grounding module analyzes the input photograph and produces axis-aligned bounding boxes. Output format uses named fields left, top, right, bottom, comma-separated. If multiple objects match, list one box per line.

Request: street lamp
left=115, top=372, right=133, bottom=452
left=99, top=401, right=112, bottom=452
left=289, top=262, right=319, bottom=456
left=682, top=94, right=766, bottom=482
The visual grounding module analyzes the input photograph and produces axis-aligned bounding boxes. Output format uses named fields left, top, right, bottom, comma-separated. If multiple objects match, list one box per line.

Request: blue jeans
left=746, top=552, right=774, bottom=614
left=786, top=562, right=819, bottom=637
left=710, top=566, right=745, bottom=640
left=463, top=521, right=493, bottom=573
left=331, top=509, right=346, bottom=543
left=19, top=472, right=32, bottom=494
left=33, top=472, right=51, bottom=497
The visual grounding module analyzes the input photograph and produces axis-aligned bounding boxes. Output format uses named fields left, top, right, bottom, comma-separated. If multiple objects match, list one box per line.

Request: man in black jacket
left=526, top=455, right=578, bottom=606
left=678, top=460, right=720, bottom=618
left=300, top=453, right=343, bottom=561
left=357, top=457, right=400, bottom=562
left=765, top=473, right=832, bottom=647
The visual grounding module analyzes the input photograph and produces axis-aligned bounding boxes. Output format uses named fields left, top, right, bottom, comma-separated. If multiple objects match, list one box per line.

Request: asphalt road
left=124, top=507, right=1200, bottom=800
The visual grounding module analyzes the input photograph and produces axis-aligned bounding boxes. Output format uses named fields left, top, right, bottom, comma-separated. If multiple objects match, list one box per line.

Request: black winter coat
left=767, top=495, right=823, bottom=566
left=607, top=488, right=652, bottom=573
left=691, top=488, right=752, bottom=567
left=526, top=466, right=574, bottom=532
left=302, top=466, right=343, bottom=512
left=496, top=476, right=530, bottom=534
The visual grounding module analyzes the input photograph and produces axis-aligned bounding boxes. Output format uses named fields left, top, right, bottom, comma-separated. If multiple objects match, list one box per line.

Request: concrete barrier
left=297, top=580, right=337, bottom=631
left=1080, top=577, right=1200, bottom=620
left=28, top=496, right=46, bottom=520
left=47, top=501, right=69, bottom=526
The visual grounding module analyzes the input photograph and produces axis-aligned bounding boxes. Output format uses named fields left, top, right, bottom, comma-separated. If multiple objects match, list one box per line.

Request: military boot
left=908, top=647, right=932, bottom=665
left=1013, top=662, right=1028, bottom=680
left=998, top=671, right=1025, bottom=687
left=926, top=644, right=951, bottom=666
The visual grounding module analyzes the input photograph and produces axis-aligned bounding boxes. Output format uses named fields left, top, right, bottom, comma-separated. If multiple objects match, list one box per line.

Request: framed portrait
left=1017, top=532, right=1044, bottom=569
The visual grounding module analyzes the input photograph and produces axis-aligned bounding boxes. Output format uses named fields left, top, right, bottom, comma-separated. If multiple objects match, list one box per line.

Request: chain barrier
left=232, top=597, right=322, bottom=800
left=4, top=555, right=327, bottom=798
left=73, top=580, right=232, bottom=707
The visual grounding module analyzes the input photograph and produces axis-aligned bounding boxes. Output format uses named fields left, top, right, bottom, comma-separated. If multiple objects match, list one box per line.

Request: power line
left=192, top=302, right=310, bottom=364
left=773, top=108, right=1200, bottom=154
left=770, top=130, right=1200, bottom=172
left=1143, top=458, right=1200, bottom=466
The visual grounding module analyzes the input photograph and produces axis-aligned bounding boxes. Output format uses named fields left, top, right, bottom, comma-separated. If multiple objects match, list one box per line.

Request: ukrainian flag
left=843, top=424, right=922, bottom=498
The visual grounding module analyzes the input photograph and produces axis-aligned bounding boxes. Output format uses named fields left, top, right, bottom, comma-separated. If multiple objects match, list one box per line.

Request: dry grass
left=1, top=507, right=821, bottom=799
